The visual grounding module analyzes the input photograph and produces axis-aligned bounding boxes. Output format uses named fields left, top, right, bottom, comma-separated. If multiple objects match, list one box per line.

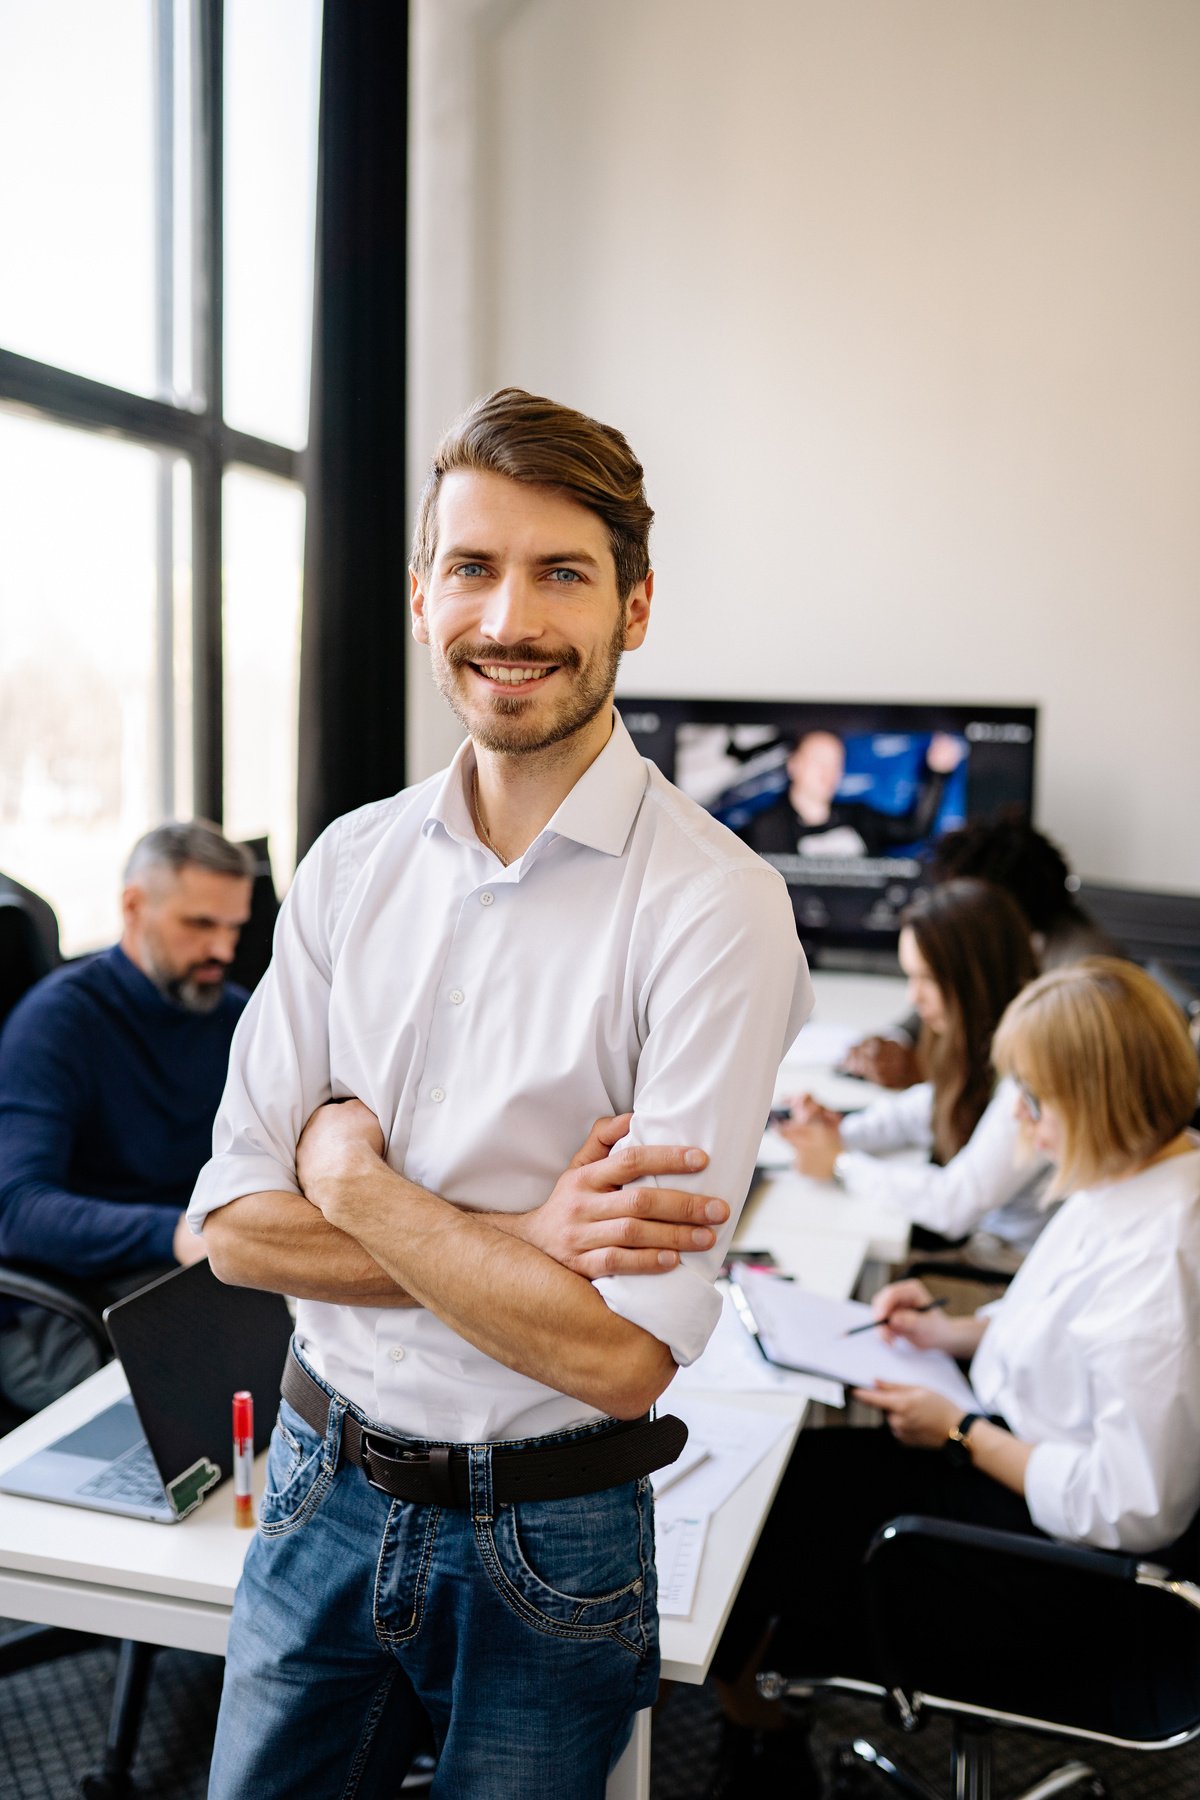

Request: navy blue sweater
left=0, top=945, right=246, bottom=1279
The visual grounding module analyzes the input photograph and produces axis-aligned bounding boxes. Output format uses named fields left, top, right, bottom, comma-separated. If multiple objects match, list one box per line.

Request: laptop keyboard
left=78, top=1439, right=167, bottom=1507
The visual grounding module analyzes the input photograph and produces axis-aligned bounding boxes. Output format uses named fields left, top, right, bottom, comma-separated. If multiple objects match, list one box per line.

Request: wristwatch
left=944, top=1411, right=984, bottom=1468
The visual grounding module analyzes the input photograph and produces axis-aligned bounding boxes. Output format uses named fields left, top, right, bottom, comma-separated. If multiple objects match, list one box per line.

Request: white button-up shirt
left=190, top=716, right=812, bottom=1440
left=971, top=1139, right=1200, bottom=1551
left=839, top=1079, right=1054, bottom=1252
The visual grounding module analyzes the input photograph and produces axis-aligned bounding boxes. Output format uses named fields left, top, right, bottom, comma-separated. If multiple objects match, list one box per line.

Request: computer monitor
left=616, top=697, right=1038, bottom=961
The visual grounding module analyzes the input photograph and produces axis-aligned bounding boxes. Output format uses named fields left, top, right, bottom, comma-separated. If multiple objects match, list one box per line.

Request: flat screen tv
left=616, top=697, right=1037, bottom=960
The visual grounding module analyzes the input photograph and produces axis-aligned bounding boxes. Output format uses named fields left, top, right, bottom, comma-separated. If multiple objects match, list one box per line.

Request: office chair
left=0, top=1264, right=156, bottom=1799
left=759, top=1513, right=1200, bottom=1799
left=0, top=896, right=54, bottom=1031
left=226, top=835, right=280, bottom=994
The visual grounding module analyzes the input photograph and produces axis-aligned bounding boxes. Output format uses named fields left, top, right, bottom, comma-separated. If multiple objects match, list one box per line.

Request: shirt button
left=389, top=1346, right=406, bottom=1363
left=430, top=1087, right=445, bottom=1103
left=449, top=989, right=464, bottom=1005
left=480, top=891, right=494, bottom=906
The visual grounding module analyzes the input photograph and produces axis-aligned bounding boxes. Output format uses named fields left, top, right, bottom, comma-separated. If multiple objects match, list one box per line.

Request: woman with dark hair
left=778, top=878, right=1050, bottom=1261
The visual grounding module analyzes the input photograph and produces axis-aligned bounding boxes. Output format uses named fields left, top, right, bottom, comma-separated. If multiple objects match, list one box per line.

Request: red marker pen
left=233, top=1390, right=254, bottom=1528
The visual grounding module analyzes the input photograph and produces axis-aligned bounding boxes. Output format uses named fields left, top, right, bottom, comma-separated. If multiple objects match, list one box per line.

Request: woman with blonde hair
left=706, top=958, right=1200, bottom=1798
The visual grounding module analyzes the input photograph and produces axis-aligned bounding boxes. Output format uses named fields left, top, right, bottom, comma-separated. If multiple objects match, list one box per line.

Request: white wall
left=410, top=0, right=1200, bottom=892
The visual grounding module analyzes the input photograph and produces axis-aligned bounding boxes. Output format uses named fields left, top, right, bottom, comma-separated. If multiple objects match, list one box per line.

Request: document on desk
left=653, top=1397, right=795, bottom=1617
left=673, top=1283, right=842, bottom=1405
left=729, top=1268, right=977, bottom=1411
left=656, top=1515, right=708, bottom=1618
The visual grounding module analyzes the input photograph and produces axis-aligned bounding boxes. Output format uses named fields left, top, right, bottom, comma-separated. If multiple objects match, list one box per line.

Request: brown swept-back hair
left=903, top=878, right=1038, bottom=1162
left=993, top=957, right=1199, bottom=1195
left=410, top=388, right=654, bottom=598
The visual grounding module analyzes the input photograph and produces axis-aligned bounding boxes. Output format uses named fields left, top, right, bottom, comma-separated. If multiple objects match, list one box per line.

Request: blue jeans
left=208, top=1360, right=660, bottom=1799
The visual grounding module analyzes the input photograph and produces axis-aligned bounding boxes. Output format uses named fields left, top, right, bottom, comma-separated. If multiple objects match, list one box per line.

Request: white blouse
left=838, top=1079, right=1053, bottom=1251
left=972, top=1141, right=1200, bottom=1551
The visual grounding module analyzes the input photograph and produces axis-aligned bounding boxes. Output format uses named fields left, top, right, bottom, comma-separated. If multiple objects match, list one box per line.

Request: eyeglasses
left=1015, top=1078, right=1042, bottom=1122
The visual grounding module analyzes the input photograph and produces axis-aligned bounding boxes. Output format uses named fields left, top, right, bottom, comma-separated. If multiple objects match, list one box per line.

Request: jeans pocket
left=479, top=1480, right=652, bottom=1653
left=258, top=1398, right=333, bottom=1537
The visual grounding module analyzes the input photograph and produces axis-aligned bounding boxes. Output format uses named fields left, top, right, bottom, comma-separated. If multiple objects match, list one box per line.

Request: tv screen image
left=617, top=698, right=1037, bottom=957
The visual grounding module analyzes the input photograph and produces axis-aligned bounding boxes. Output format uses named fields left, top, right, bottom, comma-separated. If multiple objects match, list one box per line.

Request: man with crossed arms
left=190, top=388, right=811, bottom=1797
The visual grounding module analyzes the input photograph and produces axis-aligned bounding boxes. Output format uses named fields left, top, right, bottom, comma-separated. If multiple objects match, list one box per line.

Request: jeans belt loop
left=468, top=1442, right=494, bottom=1523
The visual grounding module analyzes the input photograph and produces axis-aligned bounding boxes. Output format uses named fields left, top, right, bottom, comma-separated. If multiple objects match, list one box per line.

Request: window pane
left=0, top=412, right=191, bottom=956
left=224, top=0, right=321, bottom=447
left=0, top=1, right=157, bottom=395
left=223, top=467, right=304, bottom=886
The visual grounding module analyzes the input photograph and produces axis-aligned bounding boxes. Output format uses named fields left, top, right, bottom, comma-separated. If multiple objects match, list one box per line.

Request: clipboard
left=727, top=1267, right=977, bottom=1411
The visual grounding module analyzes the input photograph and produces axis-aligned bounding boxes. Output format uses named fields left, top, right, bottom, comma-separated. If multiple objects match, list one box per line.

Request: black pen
left=843, top=1297, right=949, bottom=1337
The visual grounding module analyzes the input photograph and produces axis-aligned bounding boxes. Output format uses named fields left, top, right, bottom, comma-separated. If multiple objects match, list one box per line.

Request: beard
left=143, top=945, right=227, bottom=1014
left=430, top=608, right=627, bottom=757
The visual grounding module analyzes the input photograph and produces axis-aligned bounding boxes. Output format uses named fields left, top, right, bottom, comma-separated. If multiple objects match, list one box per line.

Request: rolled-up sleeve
left=188, top=825, right=340, bottom=1231
left=1024, top=1331, right=1200, bottom=1551
left=595, top=866, right=812, bottom=1365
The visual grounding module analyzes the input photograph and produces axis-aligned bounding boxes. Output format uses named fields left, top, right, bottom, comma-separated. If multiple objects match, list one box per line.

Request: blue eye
left=455, top=563, right=486, bottom=578
left=547, top=568, right=582, bottom=584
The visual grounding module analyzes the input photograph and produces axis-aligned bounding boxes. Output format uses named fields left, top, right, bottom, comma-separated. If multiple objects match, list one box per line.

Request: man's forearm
left=203, top=1191, right=419, bottom=1306
left=317, top=1153, right=675, bottom=1418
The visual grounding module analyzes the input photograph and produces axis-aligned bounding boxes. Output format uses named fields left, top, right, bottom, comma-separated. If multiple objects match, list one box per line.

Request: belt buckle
left=361, top=1430, right=458, bottom=1507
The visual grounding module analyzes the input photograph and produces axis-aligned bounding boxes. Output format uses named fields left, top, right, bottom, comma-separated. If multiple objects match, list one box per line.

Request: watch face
left=943, top=1432, right=972, bottom=1469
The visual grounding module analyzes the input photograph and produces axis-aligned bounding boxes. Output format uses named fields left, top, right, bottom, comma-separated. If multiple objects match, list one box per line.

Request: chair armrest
left=0, top=1262, right=112, bottom=1362
left=866, top=1513, right=1142, bottom=1584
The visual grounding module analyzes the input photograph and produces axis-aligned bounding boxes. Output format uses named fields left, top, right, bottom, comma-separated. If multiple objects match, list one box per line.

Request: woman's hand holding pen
left=772, top=1093, right=843, bottom=1180
left=867, top=1278, right=957, bottom=1349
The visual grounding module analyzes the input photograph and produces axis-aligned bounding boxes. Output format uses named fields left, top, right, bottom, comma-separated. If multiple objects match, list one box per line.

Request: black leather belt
left=281, top=1351, right=688, bottom=1509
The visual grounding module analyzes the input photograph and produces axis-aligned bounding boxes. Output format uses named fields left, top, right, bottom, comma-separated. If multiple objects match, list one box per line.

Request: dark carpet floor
left=1, top=1629, right=1198, bottom=1798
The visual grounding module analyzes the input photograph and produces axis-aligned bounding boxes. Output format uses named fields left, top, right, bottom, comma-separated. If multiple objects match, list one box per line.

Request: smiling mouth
left=470, top=662, right=559, bottom=688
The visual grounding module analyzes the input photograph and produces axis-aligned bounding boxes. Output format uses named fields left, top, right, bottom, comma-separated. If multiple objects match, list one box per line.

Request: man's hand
left=839, top=1036, right=920, bottom=1088
left=501, top=1112, right=727, bottom=1277
left=296, top=1099, right=386, bottom=1214
left=852, top=1381, right=960, bottom=1448
left=172, top=1211, right=210, bottom=1266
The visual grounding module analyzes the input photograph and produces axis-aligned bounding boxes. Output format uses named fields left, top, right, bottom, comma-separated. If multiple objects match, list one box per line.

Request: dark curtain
left=297, top=0, right=409, bottom=861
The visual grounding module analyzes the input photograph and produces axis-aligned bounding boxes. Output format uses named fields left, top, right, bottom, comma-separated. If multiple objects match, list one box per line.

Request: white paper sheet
left=654, top=1397, right=795, bottom=1529
left=656, top=1514, right=708, bottom=1617
left=730, top=1268, right=977, bottom=1411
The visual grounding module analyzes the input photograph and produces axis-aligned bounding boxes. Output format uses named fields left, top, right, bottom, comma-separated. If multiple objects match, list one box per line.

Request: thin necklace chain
left=471, top=768, right=510, bottom=866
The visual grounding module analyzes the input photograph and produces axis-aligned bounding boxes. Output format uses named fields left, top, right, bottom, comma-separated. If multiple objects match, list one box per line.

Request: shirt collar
left=421, top=712, right=648, bottom=860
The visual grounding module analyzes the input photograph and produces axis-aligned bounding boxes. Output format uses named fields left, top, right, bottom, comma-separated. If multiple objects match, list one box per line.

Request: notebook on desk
left=0, top=1259, right=294, bottom=1523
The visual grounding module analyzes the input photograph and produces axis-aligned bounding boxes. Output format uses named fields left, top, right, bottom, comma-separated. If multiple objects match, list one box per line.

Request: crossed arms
left=204, top=1105, right=729, bottom=1420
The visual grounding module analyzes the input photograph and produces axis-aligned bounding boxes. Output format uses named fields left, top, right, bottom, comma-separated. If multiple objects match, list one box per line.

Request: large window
left=0, top=0, right=320, bottom=953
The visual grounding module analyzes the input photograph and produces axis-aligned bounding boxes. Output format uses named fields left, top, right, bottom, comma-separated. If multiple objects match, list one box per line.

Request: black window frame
left=0, top=0, right=306, bottom=825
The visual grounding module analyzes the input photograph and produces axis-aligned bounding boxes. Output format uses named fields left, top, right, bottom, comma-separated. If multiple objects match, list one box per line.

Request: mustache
left=447, top=642, right=582, bottom=673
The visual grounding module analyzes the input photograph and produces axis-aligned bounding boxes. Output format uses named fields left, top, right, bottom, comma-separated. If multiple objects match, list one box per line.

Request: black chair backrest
left=227, top=837, right=280, bottom=994
left=864, top=1514, right=1200, bottom=1745
left=0, top=898, right=53, bottom=1030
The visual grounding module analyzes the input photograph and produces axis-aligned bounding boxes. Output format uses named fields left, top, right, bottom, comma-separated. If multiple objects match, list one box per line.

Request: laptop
left=0, top=1259, right=295, bottom=1523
